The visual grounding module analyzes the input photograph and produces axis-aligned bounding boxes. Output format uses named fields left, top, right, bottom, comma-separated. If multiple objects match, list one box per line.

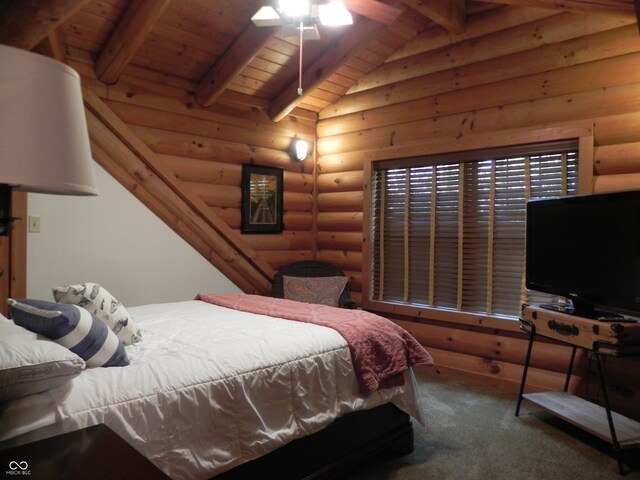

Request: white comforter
left=0, top=300, right=424, bottom=479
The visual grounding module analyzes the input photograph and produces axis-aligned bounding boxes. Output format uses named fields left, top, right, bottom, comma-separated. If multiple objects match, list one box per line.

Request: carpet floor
left=345, top=366, right=640, bottom=480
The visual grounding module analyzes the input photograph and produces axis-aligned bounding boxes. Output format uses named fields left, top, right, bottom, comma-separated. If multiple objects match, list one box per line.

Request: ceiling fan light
left=251, top=6, right=282, bottom=26
left=278, top=0, right=311, bottom=18
left=318, top=1, right=353, bottom=26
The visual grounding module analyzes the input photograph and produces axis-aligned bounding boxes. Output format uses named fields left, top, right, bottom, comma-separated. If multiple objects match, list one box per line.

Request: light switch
left=28, top=215, right=41, bottom=233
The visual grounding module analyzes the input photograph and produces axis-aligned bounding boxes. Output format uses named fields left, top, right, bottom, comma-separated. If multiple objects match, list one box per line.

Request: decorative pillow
left=8, top=299, right=129, bottom=368
left=52, top=283, right=141, bottom=345
left=283, top=276, right=349, bottom=307
left=0, top=316, right=85, bottom=403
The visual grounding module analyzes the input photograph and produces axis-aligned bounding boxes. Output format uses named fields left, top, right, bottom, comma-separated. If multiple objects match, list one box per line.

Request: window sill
left=362, top=299, right=523, bottom=334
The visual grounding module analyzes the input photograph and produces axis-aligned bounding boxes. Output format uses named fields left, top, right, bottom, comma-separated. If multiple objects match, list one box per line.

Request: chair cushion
left=283, top=276, right=349, bottom=307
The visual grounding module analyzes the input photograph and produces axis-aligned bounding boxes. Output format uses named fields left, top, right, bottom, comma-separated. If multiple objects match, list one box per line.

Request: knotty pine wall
left=316, top=9, right=640, bottom=418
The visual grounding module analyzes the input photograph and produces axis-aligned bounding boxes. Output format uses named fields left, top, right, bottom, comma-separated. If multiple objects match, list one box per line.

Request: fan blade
left=342, top=0, right=402, bottom=24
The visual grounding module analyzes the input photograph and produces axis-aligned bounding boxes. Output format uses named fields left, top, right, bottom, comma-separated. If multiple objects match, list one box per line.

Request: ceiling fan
left=251, top=0, right=401, bottom=40
left=251, top=0, right=401, bottom=96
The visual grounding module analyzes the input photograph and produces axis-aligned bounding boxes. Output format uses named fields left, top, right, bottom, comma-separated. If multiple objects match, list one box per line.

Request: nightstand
left=0, top=424, right=169, bottom=479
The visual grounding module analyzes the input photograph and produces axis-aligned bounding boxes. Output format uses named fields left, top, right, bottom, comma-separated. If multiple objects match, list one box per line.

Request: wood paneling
left=0, top=193, right=27, bottom=317
left=95, top=0, right=172, bottom=84
left=0, top=238, right=8, bottom=317
left=316, top=9, right=640, bottom=296
left=0, top=0, right=91, bottom=49
left=346, top=12, right=634, bottom=94
left=315, top=7, right=640, bottom=417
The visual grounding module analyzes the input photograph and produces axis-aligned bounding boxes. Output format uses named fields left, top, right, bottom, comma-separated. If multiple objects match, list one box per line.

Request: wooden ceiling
left=0, top=0, right=638, bottom=122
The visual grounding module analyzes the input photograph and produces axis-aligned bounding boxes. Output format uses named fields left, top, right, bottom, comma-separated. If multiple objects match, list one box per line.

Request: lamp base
left=0, top=184, right=15, bottom=236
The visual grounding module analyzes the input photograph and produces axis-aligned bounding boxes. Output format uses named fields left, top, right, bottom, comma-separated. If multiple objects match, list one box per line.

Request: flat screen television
left=526, top=189, right=640, bottom=320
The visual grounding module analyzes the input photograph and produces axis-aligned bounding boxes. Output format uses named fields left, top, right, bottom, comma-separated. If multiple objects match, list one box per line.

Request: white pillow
left=0, top=316, right=85, bottom=403
left=52, top=283, right=142, bottom=345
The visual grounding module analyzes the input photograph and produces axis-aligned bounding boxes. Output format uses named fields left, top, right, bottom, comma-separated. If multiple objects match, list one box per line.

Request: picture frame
left=241, top=164, right=283, bottom=234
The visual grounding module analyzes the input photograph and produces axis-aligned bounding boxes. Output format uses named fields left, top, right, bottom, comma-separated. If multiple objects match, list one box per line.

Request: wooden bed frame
left=0, top=401, right=413, bottom=480
left=217, top=403, right=413, bottom=480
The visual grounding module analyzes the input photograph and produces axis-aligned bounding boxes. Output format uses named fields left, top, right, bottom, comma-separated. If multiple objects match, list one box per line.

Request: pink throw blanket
left=195, top=294, right=434, bottom=394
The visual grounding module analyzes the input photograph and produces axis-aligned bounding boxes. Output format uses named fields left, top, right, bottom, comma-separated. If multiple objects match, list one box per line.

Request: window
left=370, top=140, right=579, bottom=318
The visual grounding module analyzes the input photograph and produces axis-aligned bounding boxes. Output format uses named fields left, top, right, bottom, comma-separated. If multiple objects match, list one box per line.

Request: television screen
left=526, top=189, right=640, bottom=319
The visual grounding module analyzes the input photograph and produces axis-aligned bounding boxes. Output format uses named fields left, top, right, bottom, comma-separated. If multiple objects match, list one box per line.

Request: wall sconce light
left=290, top=138, right=311, bottom=162
left=0, top=45, right=98, bottom=236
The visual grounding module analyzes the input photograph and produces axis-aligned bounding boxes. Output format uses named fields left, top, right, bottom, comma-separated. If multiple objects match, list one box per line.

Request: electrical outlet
left=28, top=215, right=41, bottom=233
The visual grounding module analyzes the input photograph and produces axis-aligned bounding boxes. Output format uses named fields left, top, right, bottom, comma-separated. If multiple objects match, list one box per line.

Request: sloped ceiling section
left=84, top=91, right=275, bottom=294
left=0, top=0, right=636, bottom=123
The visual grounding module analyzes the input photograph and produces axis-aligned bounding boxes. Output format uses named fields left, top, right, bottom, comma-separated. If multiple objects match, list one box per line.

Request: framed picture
left=241, top=164, right=283, bottom=234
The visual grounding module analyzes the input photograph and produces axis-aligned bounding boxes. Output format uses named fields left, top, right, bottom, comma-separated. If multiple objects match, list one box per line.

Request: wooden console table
left=515, top=312, right=640, bottom=475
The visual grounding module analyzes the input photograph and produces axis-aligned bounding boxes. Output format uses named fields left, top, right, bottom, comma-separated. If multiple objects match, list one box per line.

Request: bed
left=0, top=294, right=432, bottom=479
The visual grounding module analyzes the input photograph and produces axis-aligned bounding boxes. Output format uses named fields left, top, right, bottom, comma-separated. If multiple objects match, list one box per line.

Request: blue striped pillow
left=8, top=299, right=129, bottom=368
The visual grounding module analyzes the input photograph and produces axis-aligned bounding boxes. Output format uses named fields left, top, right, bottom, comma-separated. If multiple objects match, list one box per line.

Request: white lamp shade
left=0, top=45, right=98, bottom=196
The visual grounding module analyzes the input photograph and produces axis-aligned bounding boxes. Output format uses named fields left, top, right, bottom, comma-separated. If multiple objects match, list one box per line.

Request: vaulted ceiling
left=1, top=0, right=638, bottom=123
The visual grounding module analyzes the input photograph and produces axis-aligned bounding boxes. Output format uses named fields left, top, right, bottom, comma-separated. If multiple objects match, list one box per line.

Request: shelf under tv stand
left=515, top=306, right=640, bottom=475
left=522, top=391, right=640, bottom=447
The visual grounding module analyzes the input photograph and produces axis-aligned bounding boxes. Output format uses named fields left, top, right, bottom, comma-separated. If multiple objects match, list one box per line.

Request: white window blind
left=371, top=141, right=578, bottom=318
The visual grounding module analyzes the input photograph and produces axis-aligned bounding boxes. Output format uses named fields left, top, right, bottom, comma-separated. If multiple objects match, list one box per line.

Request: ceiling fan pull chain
left=298, top=20, right=303, bottom=96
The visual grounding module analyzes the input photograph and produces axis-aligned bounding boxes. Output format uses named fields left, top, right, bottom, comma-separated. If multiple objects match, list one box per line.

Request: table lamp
left=0, top=44, right=98, bottom=235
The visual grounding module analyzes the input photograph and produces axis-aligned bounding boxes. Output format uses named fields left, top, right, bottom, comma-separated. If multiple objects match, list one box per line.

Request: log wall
left=316, top=10, right=640, bottom=418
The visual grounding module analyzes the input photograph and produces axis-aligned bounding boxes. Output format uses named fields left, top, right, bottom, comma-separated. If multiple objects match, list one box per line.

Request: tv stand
left=540, top=303, right=633, bottom=322
left=516, top=305, right=640, bottom=475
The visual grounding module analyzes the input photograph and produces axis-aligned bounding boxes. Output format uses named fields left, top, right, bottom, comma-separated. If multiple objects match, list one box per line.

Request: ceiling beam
left=195, top=24, right=277, bottom=108
left=95, top=0, right=172, bottom=85
left=476, top=0, right=635, bottom=16
left=268, top=18, right=384, bottom=122
left=0, top=0, right=90, bottom=50
left=35, top=31, right=66, bottom=62
left=402, top=0, right=466, bottom=33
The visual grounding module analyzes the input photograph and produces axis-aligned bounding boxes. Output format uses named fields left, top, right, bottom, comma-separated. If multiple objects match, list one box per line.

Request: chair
left=271, top=260, right=356, bottom=309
